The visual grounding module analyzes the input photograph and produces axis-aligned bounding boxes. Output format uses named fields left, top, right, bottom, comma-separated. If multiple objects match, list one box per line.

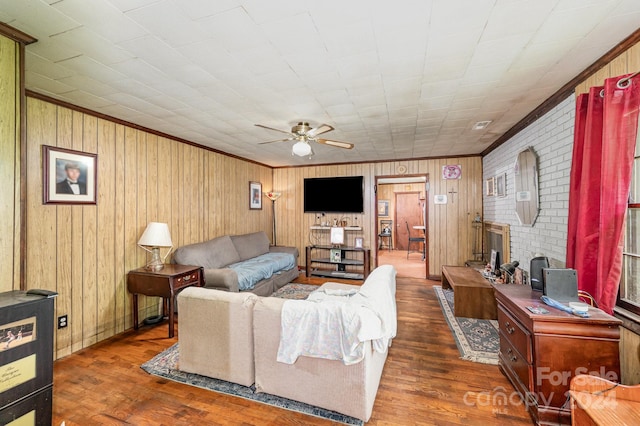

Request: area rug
left=141, top=343, right=363, bottom=425
left=141, top=282, right=362, bottom=425
left=433, top=285, right=500, bottom=365
left=270, top=282, right=319, bottom=299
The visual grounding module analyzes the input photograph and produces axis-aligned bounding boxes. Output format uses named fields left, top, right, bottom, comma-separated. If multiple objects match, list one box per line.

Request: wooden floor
left=52, top=274, right=533, bottom=425
left=377, top=248, right=427, bottom=279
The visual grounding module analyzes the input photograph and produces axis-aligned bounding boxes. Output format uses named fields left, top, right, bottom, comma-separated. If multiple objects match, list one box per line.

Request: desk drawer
left=498, top=305, right=532, bottom=363
left=499, top=334, right=532, bottom=392
left=176, top=272, right=200, bottom=286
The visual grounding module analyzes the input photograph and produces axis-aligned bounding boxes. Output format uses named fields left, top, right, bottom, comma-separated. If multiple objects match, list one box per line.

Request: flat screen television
left=304, top=176, right=364, bottom=213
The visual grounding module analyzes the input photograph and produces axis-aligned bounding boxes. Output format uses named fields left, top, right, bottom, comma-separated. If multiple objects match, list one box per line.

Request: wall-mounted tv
left=304, top=176, right=364, bottom=213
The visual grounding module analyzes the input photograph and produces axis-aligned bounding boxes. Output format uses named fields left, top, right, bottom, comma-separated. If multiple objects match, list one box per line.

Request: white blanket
left=277, top=269, right=397, bottom=365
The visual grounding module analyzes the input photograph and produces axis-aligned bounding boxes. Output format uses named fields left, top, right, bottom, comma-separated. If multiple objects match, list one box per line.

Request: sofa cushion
left=227, top=252, right=296, bottom=291
left=173, top=235, right=240, bottom=269
left=231, top=231, right=270, bottom=261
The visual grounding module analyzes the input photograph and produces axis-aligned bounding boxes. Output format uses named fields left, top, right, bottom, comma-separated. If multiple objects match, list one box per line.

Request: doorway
left=375, top=175, right=429, bottom=279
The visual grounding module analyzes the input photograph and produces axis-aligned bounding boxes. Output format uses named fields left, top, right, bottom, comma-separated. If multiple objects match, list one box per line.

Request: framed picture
left=43, top=145, right=97, bottom=204
left=496, top=173, right=506, bottom=197
left=330, top=248, right=342, bottom=263
left=485, top=177, right=495, bottom=196
left=354, top=237, right=363, bottom=249
left=249, top=181, right=262, bottom=210
left=378, top=200, right=389, bottom=216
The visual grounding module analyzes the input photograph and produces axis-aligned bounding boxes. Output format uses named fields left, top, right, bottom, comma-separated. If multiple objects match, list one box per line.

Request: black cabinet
left=0, top=291, right=55, bottom=425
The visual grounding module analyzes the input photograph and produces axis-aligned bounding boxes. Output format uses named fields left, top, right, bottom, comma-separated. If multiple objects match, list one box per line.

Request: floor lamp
left=264, top=191, right=282, bottom=246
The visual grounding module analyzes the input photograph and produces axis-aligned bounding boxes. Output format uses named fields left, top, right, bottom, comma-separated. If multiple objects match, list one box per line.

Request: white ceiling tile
left=8, top=0, right=640, bottom=165
left=54, top=0, right=147, bottom=43
left=124, top=0, right=208, bottom=47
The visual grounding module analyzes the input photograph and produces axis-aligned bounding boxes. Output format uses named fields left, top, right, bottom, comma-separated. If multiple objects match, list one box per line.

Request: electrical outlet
left=58, top=315, right=68, bottom=329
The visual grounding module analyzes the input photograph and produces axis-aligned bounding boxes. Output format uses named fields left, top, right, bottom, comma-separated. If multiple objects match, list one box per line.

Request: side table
left=127, top=264, right=203, bottom=338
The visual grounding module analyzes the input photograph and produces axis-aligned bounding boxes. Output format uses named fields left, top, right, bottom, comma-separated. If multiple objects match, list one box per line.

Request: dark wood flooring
left=52, top=274, right=533, bottom=425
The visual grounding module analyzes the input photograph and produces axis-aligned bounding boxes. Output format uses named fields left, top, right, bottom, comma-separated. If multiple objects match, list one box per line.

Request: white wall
left=483, top=95, right=575, bottom=277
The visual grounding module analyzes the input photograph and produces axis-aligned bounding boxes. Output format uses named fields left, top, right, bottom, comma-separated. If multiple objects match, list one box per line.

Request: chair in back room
left=405, top=221, right=425, bottom=260
left=378, top=220, right=393, bottom=251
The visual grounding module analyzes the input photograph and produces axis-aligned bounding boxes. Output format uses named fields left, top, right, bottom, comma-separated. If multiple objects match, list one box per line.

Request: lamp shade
left=264, top=191, right=282, bottom=201
left=138, top=222, right=173, bottom=247
left=292, top=141, right=312, bottom=157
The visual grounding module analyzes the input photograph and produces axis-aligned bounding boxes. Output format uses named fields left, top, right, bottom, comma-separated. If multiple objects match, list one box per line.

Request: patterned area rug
left=271, top=282, right=319, bottom=299
left=141, top=344, right=362, bottom=425
left=433, top=285, right=500, bottom=365
left=142, top=282, right=363, bottom=425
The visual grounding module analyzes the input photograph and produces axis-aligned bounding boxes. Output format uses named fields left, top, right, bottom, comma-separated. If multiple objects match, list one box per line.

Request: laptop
left=542, top=268, right=579, bottom=303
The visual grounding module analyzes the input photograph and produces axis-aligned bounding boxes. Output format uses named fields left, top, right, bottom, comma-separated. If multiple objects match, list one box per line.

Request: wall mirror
left=514, top=147, right=539, bottom=226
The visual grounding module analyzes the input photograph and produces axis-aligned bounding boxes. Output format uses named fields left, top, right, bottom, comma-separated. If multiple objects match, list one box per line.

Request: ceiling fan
left=255, top=122, right=354, bottom=157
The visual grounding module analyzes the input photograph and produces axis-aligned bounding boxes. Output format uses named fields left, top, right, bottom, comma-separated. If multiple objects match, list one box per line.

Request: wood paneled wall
left=273, top=157, right=483, bottom=278
left=0, top=34, right=20, bottom=292
left=575, top=40, right=640, bottom=95
left=25, top=97, right=273, bottom=359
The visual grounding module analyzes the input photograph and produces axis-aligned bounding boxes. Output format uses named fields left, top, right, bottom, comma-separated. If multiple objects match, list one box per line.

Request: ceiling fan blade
left=258, top=137, right=295, bottom=145
left=317, top=138, right=354, bottom=149
left=306, top=123, right=334, bottom=137
left=255, top=124, right=294, bottom=136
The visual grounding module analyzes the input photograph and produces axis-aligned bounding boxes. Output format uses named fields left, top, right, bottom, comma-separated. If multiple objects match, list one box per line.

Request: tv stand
left=306, top=245, right=370, bottom=280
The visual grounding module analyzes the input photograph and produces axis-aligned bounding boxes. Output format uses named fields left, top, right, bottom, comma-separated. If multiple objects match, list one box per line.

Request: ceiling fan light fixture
left=292, top=141, right=312, bottom=157
left=473, top=120, right=492, bottom=130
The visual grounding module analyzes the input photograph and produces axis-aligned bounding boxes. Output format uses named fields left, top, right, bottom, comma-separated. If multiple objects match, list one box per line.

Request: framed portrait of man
left=43, top=145, right=97, bottom=204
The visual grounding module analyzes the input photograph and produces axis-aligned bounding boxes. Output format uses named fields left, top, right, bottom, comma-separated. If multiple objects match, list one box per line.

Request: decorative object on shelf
left=264, top=191, right=282, bottom=245
left=485, top=177, right=495, bottom=196
left=137, top=222, right=173, bottom=271
left=354, top=237, right=363, bottom=249
left=377, top=200, right=389, bottom=216
left=42, top=145, right=97, bottom=205
left=330, top=227, right=344, bottom=245
left=434, top=194, right=447, bottom=204
left=249, top=181, right=262, bottom=210
left=442, top=164, right=462, bottom=179
left=330, top=248, right=342, bottom=263
left=500, top=260, right=520, bottom=283
left=495, top=173, right=506, bottom=197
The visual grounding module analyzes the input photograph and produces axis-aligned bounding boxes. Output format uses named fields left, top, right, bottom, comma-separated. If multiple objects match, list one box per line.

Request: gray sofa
left=172, top=231, right=299, bottom=296
left=177, top=265, right=397, bottom=422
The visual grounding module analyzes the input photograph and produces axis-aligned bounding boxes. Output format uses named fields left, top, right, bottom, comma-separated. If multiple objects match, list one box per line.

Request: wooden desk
left=127, top=264, right=203, bottom=338
left=441, top=265, right=497, bottom=319
left=570, top=374, right=640, bottom=426
left=495, top=285, right=621, bottom=425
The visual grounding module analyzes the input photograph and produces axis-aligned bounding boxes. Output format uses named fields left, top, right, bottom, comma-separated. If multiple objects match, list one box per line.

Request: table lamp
left=137, top=222, right=173, bottom=271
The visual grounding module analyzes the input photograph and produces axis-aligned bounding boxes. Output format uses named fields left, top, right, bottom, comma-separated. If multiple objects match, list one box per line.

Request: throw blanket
left=227, top=252, right=296, bottom=291
left=277, top=283, right=396, bottom=366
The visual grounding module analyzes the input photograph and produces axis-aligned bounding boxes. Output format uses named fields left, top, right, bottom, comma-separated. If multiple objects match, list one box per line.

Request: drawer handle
left=504, top=321, right=515, bottom=334
left=506, top=347, right=517, bottom=363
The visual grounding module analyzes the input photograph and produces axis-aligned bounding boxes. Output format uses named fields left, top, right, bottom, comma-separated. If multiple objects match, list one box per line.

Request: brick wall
left=483, top=95, right=575, bottom=277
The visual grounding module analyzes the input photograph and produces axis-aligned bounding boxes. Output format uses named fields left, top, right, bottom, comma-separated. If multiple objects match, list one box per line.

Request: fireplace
left=483, top=221, right=510, bottom=264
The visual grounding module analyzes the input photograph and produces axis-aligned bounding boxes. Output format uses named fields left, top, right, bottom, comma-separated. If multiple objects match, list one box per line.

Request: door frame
left=374, top=174, right=429, bottom=278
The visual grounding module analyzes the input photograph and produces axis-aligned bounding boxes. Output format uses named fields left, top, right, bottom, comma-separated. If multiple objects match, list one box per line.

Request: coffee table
left=441, top=265, right=497, bottom=319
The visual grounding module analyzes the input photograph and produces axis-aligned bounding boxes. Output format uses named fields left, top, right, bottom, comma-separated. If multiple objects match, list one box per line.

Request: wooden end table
left=127, top=264, right=203, bottom=338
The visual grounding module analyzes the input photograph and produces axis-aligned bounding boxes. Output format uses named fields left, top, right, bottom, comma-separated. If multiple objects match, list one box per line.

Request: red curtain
left=566, top=74, right=640, bottom=314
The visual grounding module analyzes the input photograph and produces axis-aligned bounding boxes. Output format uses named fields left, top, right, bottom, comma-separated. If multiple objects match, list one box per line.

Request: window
left=618, top=135, right=640, bottom=315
